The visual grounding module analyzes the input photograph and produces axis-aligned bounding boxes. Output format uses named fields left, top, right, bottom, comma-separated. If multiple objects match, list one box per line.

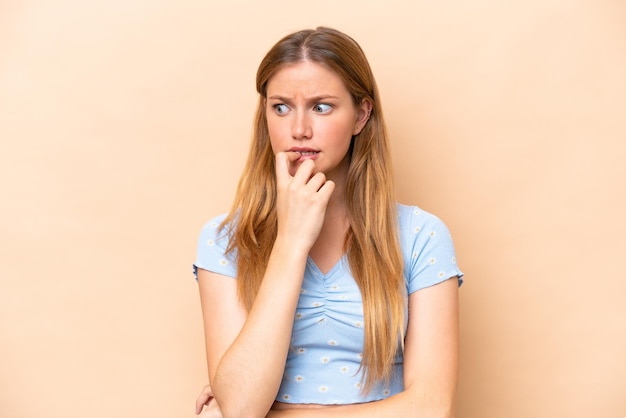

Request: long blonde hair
left=222, top=27, right=405, bottom=393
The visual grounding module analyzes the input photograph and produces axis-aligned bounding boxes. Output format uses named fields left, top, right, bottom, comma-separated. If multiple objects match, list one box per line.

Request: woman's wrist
left=273, top=234, right=312, bottom=261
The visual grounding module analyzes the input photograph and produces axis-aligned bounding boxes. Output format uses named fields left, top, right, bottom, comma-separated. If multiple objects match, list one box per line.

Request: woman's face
left=265, top=61, right=371, bottom=180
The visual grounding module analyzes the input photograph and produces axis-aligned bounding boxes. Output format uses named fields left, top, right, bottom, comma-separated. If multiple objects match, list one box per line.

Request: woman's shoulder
left=396, top=202, right=463, bottom=291
left=396, top=202, right=448, bottom=231
left=200, top=212, right=230, bottom=228
left=194, top=212, right=238, bottom=279
left=200, top=209, right=239, bottom=232
left=196, top=212, right=235, bottom=247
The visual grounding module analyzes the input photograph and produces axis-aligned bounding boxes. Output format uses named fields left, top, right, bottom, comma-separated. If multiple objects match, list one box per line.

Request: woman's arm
left=198, top=153, right=336, bottom=418
left=198, top=244, right=307, bottom=417
left=266, top=277, right=460, bottom=418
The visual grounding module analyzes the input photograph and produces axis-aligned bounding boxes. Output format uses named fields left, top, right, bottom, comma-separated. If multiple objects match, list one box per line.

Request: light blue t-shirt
left=193, top=203, right=463, bottom=405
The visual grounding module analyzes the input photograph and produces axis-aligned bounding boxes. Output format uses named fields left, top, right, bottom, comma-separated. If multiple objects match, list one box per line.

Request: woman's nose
left=291, top=112, right=312, bottom=140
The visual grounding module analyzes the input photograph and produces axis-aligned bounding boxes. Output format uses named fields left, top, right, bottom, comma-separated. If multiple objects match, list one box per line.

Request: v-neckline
left=307, top=254, right=346, bottom=278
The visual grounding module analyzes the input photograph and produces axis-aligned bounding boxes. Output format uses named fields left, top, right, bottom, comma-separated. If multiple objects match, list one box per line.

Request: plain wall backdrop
left=1, top=1, right=625, bottom=417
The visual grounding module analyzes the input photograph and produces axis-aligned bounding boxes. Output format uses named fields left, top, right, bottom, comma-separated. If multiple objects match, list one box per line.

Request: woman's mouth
left=296, top=151, right=319, bottom=160
left=289, top=149, right=320, bottom=161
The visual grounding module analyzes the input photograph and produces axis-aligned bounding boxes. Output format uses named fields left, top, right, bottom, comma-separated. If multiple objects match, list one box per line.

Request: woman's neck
left=308, top=173, right=350, bottom=274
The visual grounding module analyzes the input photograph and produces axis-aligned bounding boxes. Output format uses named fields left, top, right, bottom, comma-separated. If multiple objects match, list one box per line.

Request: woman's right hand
left=195, top=384, right=223, bottom=417
left=275, top=152, right=335, bottom=252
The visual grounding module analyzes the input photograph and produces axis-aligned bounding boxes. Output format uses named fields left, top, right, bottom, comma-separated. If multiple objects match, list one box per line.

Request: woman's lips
left=290, top=149, right=320, bottom=161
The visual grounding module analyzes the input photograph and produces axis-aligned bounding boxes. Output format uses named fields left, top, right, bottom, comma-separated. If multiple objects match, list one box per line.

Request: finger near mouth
left=295, top=151, right=319, bottom=161
left=288, top=155, right=317, bottom=177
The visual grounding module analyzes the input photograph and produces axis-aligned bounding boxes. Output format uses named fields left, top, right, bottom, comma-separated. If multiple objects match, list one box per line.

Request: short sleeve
left=193, top=213, right=238, bottom=280
left=398, top=204, right=464, bottom=294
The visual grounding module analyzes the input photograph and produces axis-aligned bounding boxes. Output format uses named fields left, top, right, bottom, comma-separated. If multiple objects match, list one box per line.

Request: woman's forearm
left=212, top=238, right=309, bottom=418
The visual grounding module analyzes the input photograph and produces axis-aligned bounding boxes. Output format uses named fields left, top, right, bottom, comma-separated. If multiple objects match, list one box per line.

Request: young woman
left=193, top=27, right=463, bottom=418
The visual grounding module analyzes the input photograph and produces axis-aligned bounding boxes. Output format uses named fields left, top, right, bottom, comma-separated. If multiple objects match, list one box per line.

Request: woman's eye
left=273, top=104, right=289, bottom=115
left=313, top=103, right=332, bottom=114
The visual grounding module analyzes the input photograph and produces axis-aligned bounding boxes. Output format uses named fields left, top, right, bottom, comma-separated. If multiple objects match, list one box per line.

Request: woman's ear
left=353, top=99, right=373, bottom=135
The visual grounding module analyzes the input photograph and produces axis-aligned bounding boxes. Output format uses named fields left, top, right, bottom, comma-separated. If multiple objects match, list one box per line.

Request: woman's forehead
left=266, top=61, right=349, bottom=98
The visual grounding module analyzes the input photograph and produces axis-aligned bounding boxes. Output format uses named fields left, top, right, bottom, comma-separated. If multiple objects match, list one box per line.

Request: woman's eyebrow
left=310, top=95, right=340, bottom=101
left=267, top=94, right=340, bottom=102
left=267, top=95, right=290, bottom=101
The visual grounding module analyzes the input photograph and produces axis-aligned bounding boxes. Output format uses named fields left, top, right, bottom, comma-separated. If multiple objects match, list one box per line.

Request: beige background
left=1, top=1, right=625, bottom=417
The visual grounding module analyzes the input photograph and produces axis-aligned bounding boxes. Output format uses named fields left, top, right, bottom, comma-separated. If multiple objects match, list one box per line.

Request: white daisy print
left=296, top=347, right=306, bottom=355
left=219, top=259, right=228, bottom=266
left=414, top=226, right=421, bottom=233
left=206, top=239, right=215, bottom=246
left=210, top=222, right=218, bottom=228
left=438, top=271, right=446, bottom=278
left=412, top=251, right=418, bottom=259
left=320, top=356, right=330, bottom=364
left=319, top=386, right=328, bottom=393
left=429, top=257, right=437, bottom=265
left=328, top=340, right=338, bottom=346
left=429, top=231, right=436, bottom=238
left=383, top=389, right=390, bottom=396
left=295, top=312, right=304, bottom=320
left=295, top=375, right=305, bottom=383
left=414, top=209, right=421, bottom=215
left=282, top=394, right=291, bottom=401
left=339, top=366, right=349, bottom=374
